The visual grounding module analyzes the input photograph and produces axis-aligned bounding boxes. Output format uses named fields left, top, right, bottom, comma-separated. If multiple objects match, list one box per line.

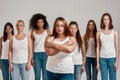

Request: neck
left=17, top=31, right=24, bottom=35
left=38, top=27, right=44, bottom=31
left=7, top=33, right=13, bottom=39
left=105, top=26, right=109, bottom=31
left=57, top=34, right=66, bottom=39
left=89, top=30, right=93, bottom=35
left=73, top=34, right=76, bottom=38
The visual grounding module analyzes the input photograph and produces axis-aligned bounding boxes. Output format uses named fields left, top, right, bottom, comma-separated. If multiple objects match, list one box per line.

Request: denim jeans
left=47, top=71, right=74, bottom=80
left=33, top=52, right=48, bottom=80
left=0, top=59, right=12, bottom=80
left=100, top=58, right=116, bottom=80
left=85, top=57, right=98, bottom=80
left=74, top=65, right=82, bottom=80
left=11, top=63, right=30, bottom=80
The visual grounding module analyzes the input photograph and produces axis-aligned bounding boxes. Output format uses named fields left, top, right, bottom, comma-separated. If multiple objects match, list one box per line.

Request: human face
left=103, top=15, right=110, bottom=27
left=55, top=20, right=64, bottom=35
left=37, top=19, right=44, bottom=29
left=6, top=25, right=13, bottom=34
left=88, top=22, right=94, bottom=31
left=69, top=24, right=78, bottom=36
left=16, top=22, right=24, bottom=32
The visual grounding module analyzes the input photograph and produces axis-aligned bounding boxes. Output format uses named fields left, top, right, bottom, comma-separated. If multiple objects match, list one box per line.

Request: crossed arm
left=44, top=36, right=77, bottom=56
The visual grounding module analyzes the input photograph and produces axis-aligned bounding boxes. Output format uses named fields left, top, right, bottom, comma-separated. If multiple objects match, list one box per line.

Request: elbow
left=66, top=49, right=74, bottom=53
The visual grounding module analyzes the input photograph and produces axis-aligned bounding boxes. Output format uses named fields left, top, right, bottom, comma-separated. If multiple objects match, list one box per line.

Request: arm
left=8, top=37, right=14, bottom=71
left=30, top=30, right=34, bottom=66
left=0, top=37, right=2, bottom=59
left=81, top=35, right=86, bottom=66
left=48, top=37, right=77, bottom=53
left=44, top=36, right=59, bottom=56
left=96, top=32, right=101, bottom=71
left=26, top=36, right=32, bottom=71
left=114, top=30, right=119, bottom=71
left=0, top=37, right=2, bottom=69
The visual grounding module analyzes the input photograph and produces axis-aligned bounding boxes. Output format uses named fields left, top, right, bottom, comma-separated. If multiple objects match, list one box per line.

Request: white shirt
left=72, top=45, right=82, bottom=65
left=1, top=40, right=9, bottom=59
left=12, top=36, right=28, bottom=63
left=100, top=30, right=116, bottom=58
left=46, top=37, right=74, bottom=73
left=86, top=38, right=96, bottom=58
left=33, top=30, right=47, bottom=52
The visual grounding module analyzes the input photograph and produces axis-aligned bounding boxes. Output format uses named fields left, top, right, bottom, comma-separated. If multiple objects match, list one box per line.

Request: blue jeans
left=0, top=59, right=11, bottom=80
left=47, top=71, right=74, bottom=80
left=100, top=58, right=116, bottom=80
left=85, top=57, right=98, bottom=80
left=11, top=63, right=30, bottom=80
left=74, top=65, right=82, bottom=80
left=33, top=52, right=48, bottom=80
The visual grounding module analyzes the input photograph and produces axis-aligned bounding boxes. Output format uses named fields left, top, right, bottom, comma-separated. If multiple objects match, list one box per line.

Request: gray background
left=0, top=0, right=120, bottom=80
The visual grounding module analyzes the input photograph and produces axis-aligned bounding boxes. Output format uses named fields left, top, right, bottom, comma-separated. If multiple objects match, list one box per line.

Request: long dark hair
left=69, top=21, right=83, bottom=52
left=29, top=13, right=49, bottom=30
left=3, top=22, right=14, bottom=42
left=100, top=13, right=113, bottom=30
left=84, top=20, right=97, bottom=53
left=52, top=17, right=71, bottom=38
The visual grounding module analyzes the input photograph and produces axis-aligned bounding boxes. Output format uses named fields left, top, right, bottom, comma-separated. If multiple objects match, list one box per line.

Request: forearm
left=45, top=47, right=58, bottom=56
left=8, top=52, right=13, bottom=64
left=81, top=44, right=86, bottom=65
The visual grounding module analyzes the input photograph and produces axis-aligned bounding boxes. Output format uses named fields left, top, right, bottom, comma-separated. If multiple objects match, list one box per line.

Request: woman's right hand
left=31, top=58, right=34, bottom=66
left=96, top=64, right=100, bottom=71
left=9, top=63, right=14, bottom=72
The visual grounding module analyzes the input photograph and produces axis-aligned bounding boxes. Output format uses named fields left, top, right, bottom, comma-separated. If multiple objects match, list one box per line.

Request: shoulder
left=0, top=36, right=3, bottom=40
left=31, top=29, right=35, bottom=35
left=96, top=31, right=101, bottom=35
left=69, top=36, right=76, bottom=43
left=45, top=35, right=53, bottom=42
left=114, top=30, right=118, bottom=37
left=46, top=29, right=51, bottom=35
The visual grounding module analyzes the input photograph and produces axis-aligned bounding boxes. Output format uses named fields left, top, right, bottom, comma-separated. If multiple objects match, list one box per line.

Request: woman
left=29, top=13, right=51, bottom=80
left=83, top=20, right=98, bottom=80
left=45, top=17, right=76, bottom=80
left=96, top=13, right=119, bottom=80
left=9, top=20, right=32, bottom=80
left=69, top=21, right=86, bottom=80
left=0, top=22, right=14, bottom=80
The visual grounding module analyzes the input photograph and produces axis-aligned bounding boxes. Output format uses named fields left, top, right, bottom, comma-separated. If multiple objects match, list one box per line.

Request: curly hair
left=29, top=13, right=49, bottom=30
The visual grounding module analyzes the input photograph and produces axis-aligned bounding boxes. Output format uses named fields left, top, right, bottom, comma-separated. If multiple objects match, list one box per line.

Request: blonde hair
left=16, top=20, right=25, bottom=26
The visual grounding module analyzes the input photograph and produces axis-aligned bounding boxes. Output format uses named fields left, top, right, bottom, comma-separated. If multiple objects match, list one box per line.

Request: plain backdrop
left=0, top=0, right=120, bottom=80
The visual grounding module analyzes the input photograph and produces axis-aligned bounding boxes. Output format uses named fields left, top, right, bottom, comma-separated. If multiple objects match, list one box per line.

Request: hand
left=114, top=61, right=118, bottom=71
left=31, top=58, right=34, bottom=66
left=64, top=39, right=74, bottom=46
left=96, top=64, right=100, bottom=71
left=81, top=65, right=85, bottom=73
left=9, top=63, right=14, bottom=72
left=26, top=62, right=31, bottom=71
